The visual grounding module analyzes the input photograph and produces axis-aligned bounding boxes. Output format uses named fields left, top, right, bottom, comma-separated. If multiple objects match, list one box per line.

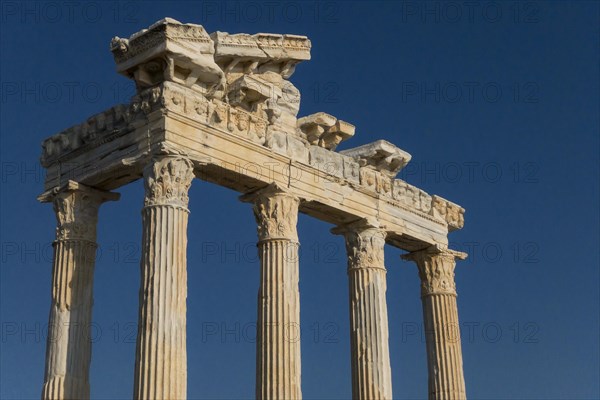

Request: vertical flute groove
left=243, top=186, right=302, bottom=400
left=133, top=156, right=193, bottom=400
left=41, top=182, right=117, bottom=400
left=335, top=221, right=393, bottom=400
left=404, top=247, right=467, bottom=400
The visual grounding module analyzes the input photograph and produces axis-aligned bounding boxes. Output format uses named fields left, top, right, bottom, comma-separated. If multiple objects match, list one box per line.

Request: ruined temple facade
left=38, top=18, right=468, bottom=400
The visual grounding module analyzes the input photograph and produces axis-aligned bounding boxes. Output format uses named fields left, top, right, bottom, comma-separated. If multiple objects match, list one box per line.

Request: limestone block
left=265, top=131, right=288, bottom=156
left=287, top=135, right=309, bottom=164
left=320, top=120, right=355, bottom=151
left=110, top=18, right=224, bottom=93
left=227, top=75, right=280, bottom=111
left=431, top=195, right=465, bottom=231
left=298, top=112, right=336, bottom=142
left=340, top=140, right=412, bottom=177
left=211, top=31, right=311, bottom=79
left=359, top=167, right=378, bottom=192
left=297, top=113, right=355, bottom=150
left=309, top=145, right=344, bottom=179
left=342, top=155, right=361, bottom=185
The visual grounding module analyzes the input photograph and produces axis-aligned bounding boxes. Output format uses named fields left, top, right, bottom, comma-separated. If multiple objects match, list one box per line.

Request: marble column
left=40, top=180, right=119, bottom=399
left=332, top=218, right=393, bottom=400
left=241, top=183, right=302, bottom=400
left=402, top=245, right=468, bottom=400
left=133, top=156, right=194, bottom=399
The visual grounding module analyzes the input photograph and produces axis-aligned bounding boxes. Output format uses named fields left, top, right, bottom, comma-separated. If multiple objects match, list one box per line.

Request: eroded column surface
left=133, top=156, right=194, bottom=400
left=241, top=184, right=302, bottom=400
left=333, top=219, right=393, bottom=400
left=40, top=181, right=119, bottom=399
left=402, top=246, right=468, bottom=400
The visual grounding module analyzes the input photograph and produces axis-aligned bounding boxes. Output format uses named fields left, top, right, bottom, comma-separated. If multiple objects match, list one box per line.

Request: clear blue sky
left=1, top=1, right=599, bottom=399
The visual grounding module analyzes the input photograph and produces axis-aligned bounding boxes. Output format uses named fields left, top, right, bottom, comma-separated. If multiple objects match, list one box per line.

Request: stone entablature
left=40, top=80, right=464, bottom=234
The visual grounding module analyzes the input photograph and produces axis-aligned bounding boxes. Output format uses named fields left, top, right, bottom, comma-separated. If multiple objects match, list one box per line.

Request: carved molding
left=144, top=156, right=194, bottom=208
left=38, top=181, right=120, bottom=242
left=241, top=183, right=300, bottom=241
left=402, top=245, right=467, bottom=297
left=332, top=218, right=387, bottom=271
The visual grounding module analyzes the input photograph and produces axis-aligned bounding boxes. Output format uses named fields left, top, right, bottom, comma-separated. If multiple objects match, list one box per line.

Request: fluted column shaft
left=133, top=156, right=194, bottom=400
left=241, top=184, right=302, bottom=400
left=403, top=246, right=468, bottom=400
left=40, top=181, right=119, bottom=400
left=333, top=219, right=393, bottom=400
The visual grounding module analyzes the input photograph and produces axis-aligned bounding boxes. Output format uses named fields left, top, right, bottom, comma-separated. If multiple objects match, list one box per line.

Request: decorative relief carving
left=111, top=18, right=224, bottom=94
left=144, top=156, right=194, bottom=208
left=38, top=181, right=119, bottom=242
left=240, top=183, right=299, bottom=241
left=402, top=246, right=467, bottom=297
left=40, top=86, right=164, bottom=167
left=297, top=112, right=354, bottom=150
left=340, top=140, right=411, bottom=178
left=332, top=219, right=386, bottom=270
left=431, top=195, right=465, bottom=231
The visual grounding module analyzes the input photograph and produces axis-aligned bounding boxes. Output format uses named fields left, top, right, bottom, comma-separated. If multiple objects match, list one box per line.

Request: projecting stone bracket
left=111, top=18, right=224, bottom=96
left=340, top=139, right=412, bottom=178
left=297, top=112, right=355, bottom=150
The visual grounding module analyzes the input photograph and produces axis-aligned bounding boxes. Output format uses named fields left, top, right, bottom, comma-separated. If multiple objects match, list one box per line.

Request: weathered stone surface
left=241, top=184, right=302, bottom=399
left=111, top=18, right=223, bottom=94
left=38, top=19, right=470, bottom=400
left=332, top=218, right=393, bottom=400
left=341, top=140, right=412, bottom=177
left=298, top=112, right=355, bottom=150
left=39, top=181, right=119, bottom=400
left=402, top=246, right=468, bottom=400
left=133, top=156, right=194, bottom=399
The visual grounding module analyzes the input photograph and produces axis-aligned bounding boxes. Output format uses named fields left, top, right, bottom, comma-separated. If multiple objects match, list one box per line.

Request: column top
left=401, top=244, right=467, bottom=262
left=38, top=180, right=120, bottom=204
left=239, top=182, right=299, bottom=204
left=331, top=217, right=388, bottom=236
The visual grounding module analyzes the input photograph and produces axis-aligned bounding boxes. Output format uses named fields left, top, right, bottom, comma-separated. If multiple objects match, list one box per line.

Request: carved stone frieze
left=431, top=195, right=465, bottom=231
left=143, top=156, right=194, bottom=208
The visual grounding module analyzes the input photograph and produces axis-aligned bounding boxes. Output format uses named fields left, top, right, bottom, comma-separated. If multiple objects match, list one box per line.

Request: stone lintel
left=340, top=140, right=412, bottom=177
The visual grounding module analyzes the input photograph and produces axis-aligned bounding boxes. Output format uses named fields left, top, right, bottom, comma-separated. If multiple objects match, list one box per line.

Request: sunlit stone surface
left=38, top=18, right=469, bottom=399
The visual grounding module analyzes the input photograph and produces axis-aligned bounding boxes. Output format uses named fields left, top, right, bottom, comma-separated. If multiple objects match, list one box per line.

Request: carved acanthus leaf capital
left=402, top=245, right=467, bottom=297
left=38, top=181, right=120, bottom=242
left=332, top=218, right=387, bottom=271
left=240, top=183, right=300, bottom=241
left=144, top=156, right=194, bottom=208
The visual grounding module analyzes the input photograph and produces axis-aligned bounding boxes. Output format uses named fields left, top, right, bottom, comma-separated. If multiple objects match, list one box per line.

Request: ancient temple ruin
left=38, top=18, right=468, bottom=400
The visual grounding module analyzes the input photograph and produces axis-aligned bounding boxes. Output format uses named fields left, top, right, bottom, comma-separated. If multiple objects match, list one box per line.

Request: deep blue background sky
left=1, top=1, right=599, bottom=399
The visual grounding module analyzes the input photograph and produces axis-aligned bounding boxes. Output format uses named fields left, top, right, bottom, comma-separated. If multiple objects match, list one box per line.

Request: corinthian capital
left=144, top=156, right=195, bottom=208
left=38, top=181, right=120, bottom=242
left=332, top=218, right=387, bottom=271
left=240, top=183, right=300, bottom=241
left=402, top=245, right=467, bottom=297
